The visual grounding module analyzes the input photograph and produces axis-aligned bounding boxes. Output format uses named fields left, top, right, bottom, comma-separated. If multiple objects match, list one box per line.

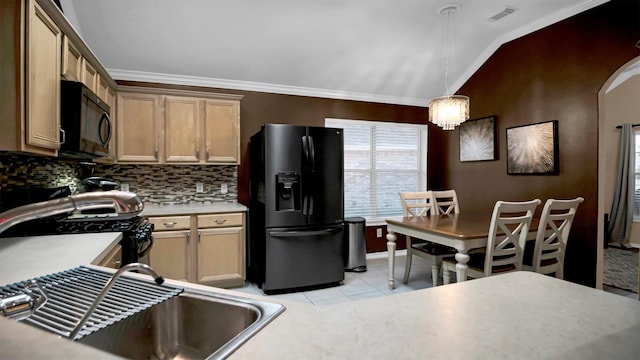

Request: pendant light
left=428, top=4, right=469, bottom=131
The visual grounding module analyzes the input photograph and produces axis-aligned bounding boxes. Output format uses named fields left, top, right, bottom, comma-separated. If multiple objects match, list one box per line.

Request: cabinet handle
left=163, top=221, right=177, bottom=227
left=59, top=128, right=66, bottom=145
left=186, top=233, right=190, bottom=243
left=206, top=149, right=209, bottom=160
left=215, top=219, right=227, bottom=225
left=196, top=148, right=200, bottom=159
left=197, top=231, right=201, bottom=243
left=155, top=148, right=158, bottom=159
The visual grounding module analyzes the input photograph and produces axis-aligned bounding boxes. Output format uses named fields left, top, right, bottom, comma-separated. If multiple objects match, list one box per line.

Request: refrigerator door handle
left=308, top=135, right=315, bottom=173
left=268, top=228, right=342, bottom=237
left=301, top=136, right=310, bottom=164
left=302, top=195, right=309, bottom=215
left=301, top=135, right=311, bottom=216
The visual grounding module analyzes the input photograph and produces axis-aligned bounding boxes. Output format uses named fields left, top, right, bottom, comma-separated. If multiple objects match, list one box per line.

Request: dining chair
left=528, top=197, right=584, bottom=279
left=399, top=191, right=454, bottom=286
left=432, top=190, right=460, bottom=215
left=442, top=199, right=541, bottom=284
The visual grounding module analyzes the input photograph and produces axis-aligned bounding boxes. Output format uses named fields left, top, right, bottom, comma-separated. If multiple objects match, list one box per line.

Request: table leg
left=386, top=231, right=397, bottom=290
left=455, top=250, right=470, bottom=282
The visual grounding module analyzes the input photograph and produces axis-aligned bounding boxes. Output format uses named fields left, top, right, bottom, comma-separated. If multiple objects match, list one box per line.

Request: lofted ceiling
left=59, top=0, right=609, bottom=106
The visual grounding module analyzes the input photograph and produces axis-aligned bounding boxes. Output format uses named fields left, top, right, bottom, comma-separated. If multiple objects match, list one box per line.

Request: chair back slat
left=485, top=199, right=541, bottom=276
left=532, top=197, right=584, bottom=279
left=433, top=190, right=460, bottom=215
left=399, top=191, right=436, bottom=218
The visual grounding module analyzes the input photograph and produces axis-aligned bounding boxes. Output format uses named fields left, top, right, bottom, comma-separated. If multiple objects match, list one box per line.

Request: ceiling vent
left=488, top=6, right=518, bottom=22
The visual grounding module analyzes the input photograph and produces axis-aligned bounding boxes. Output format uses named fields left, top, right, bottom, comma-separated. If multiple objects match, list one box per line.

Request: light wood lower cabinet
left=196, top=213, right=245, bottom=287
left=149, top=230, right=190, bottom=282
left=96, top=244, right=122, bottom=269
left=147, top=212, right=245, bottom=288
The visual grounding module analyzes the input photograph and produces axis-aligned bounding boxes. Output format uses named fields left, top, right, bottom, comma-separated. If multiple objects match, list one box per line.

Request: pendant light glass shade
left=428, top=4, right=470, bottom=130
left=428, top=95, right=469, bottom=130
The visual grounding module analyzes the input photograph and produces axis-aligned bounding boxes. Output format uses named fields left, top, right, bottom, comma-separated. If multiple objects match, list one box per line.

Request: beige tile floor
left=233, top=252, right=638, bottom=305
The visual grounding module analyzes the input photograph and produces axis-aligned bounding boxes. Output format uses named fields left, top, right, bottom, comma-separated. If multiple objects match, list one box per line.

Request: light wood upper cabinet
left=25, top=0, right=61, bottom=153
left=165, top=96, right=201, bottom=163
left=61, top=35, right=81, bottom=82
left=0, top=0, right=117, bottom=157
left=117, top=86, right=243, bottom=164
left=204, top=99, right=240, bottom=164
left=81, top=58, right=98, bottom=92
left=116, top=92, right=161, bottom=162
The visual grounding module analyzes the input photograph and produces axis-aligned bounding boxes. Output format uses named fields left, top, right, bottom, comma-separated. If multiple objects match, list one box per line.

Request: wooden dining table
left=385, top=213, right=539, bottom=289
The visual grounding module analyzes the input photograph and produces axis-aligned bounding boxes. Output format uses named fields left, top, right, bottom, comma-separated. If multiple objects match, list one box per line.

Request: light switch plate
left=376, top=228, right=383, bottom=238
left=120, top=183, right=129, bottom=192
left=220, top=183, right=228, bottom=194
left=196, top=183, right=204, bottom=193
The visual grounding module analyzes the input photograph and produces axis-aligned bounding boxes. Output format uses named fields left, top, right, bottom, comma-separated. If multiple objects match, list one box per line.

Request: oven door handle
left=137, top=235, right=154, bottom=258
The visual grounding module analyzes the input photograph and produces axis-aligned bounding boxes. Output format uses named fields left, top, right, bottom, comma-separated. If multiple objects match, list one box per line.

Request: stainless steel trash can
left=344, top=217, right=367, bottom=272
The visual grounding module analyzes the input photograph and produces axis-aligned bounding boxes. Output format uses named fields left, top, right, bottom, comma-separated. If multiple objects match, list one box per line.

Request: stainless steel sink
left=77, top=289, right=285, bottom=359
left=1, top=267, right=285, bottom=360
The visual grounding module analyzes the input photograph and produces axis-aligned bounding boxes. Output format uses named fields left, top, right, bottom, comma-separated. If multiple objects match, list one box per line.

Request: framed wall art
left=459, top=115, right=497, bottom=162
left=506, top=120, right=559, bottom=175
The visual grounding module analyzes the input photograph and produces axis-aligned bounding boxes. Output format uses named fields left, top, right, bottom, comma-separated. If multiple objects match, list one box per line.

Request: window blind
left=326, top=118, right=428, bottom=221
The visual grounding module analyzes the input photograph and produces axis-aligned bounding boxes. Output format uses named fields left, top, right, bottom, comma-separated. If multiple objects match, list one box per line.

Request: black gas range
left=0, top=186, right=153, bottom=266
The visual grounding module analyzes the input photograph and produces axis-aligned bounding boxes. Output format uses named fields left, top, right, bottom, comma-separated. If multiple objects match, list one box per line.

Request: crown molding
left=108, top=69, right=429, bottom=107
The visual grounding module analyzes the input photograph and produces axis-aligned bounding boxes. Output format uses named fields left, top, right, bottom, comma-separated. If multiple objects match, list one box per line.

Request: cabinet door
left=25, top=0, right=61, bottom=152
left=117, top=92, right=161, bottom=162
left=149, top=230, right=190, bottom=282
left=61, top=35, right=82, bottom=81
left=96, top=75, right=110, bottom=102
left=203, top=99, right=240, bottom=164
left=81, top=58, right=98, bottom=92
left=165, top=96, right=200, bottom=162
left=197, top=227, right=244, bottom=287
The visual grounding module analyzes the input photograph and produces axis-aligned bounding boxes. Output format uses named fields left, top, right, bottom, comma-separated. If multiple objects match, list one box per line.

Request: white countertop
left=0, top=233, right=122, bottom=285
left=141, top=202, right=247, bottom=216
left=1, top=235, right=639, bottom=359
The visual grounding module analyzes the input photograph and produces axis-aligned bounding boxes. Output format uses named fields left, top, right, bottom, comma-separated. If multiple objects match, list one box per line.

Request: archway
left=597, top=55, right=640, bottom=289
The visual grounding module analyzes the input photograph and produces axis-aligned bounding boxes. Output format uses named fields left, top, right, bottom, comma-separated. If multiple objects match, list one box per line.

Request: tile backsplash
left=0, top=153, right=238, bottom=205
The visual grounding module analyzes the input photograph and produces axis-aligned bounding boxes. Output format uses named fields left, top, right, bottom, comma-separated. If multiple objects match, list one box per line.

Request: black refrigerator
left=249, top=124, right=344, bottom=293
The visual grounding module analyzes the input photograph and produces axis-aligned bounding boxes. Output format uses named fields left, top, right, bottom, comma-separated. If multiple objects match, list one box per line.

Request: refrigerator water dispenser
left=276, top=172, right=300, bottom=211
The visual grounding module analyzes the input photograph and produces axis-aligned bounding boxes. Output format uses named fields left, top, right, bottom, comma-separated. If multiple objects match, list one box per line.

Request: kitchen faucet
left=0, top=191, right=144, bottom=235
left=68, top=262, right=164, bottom=340
left=0, top=280, right=48, bottom=321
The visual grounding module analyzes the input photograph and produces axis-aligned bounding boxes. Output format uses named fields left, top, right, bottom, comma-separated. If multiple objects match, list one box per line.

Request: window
left=326, top=118, right=428, bottom=222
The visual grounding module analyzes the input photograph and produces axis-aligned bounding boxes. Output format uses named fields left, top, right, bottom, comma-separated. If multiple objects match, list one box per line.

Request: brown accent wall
left=437, top=0, right=639, bottom=286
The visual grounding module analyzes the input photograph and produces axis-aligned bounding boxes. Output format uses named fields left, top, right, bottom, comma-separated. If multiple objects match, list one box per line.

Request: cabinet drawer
left=148, top=216, right=191, bottom=231
left=198, top=213, right=243, bottom=228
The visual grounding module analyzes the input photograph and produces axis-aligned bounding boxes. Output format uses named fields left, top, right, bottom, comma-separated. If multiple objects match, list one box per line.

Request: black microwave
left=60, top=80, right=111, bottom=158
